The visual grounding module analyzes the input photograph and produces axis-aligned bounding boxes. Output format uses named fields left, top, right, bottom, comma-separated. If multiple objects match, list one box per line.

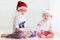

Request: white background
left=0, top=0, right=60, bottom=37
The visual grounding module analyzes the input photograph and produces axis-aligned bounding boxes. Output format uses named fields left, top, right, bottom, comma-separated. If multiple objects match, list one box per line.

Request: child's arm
left=14, top=16, right=25, bottom=32
left=37, top=23, right=40, bottom=26
left=37, top=23, right=41, bottom=26
left=48, top=25, right=52, bottom=31
left=16, top=27, right=25, bottom=32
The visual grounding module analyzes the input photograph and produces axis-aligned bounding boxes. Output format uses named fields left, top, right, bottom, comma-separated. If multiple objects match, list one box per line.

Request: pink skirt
left=37, top=30, right=54, bottom=38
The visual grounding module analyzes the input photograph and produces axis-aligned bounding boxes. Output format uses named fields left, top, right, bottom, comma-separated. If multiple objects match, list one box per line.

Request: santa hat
left=16, top=1, right=28, bottom=11
left=42, top=9, right=52, bottom=15
left=42, top=9, right=52, bottom=17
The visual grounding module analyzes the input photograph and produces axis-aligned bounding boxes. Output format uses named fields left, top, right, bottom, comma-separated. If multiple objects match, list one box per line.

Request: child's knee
left=46, top=32, right=54, bottom=38
left=50, top=32, right=54, bottom=37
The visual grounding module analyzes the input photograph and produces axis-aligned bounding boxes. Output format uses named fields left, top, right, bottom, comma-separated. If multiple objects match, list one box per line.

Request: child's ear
left=51, top=15, right=52, bottom=18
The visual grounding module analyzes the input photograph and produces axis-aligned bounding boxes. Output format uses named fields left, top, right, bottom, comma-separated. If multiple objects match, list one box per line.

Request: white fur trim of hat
left=18, top=7, right=27, bottom=10
left=42, top=10, right=52, bottom=15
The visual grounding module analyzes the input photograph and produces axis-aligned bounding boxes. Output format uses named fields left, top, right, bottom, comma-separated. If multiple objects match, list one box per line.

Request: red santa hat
left=16, top=1, right=28, bottom=11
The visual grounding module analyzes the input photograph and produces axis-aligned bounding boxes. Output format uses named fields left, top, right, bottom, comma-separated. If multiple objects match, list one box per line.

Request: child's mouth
left=45, top=18, right=47, bottom=20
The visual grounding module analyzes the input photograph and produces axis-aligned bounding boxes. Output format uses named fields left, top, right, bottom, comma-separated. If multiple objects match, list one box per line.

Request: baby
left=37, top=10, right=54, bottom=38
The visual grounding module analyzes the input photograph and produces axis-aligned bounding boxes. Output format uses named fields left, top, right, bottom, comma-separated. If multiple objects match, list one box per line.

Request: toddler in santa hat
left=37, top=10, right=54, bottom=38
left=1, top=1, right=31, bottom=39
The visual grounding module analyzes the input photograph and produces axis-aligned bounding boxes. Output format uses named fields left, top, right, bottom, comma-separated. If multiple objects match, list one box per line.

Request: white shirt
left=38, top=20, right=52, bottom=31
left=13, top=12, right=26, bottom=31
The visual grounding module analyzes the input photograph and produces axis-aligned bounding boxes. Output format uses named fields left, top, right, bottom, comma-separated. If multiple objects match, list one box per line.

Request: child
left=1, top=1, right=31, bottom=39
left=37, top=10, right=54, bottom=38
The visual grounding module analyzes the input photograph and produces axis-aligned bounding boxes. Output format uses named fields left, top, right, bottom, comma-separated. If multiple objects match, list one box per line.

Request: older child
left=37, top=10, right=54, bottom=38
left=1, top=1, right=31, bottom=39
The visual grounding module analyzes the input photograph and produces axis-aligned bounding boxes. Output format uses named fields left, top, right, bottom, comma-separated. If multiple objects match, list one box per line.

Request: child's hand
left=48, top=26, right=52, bottom=31
left=37, top=24, right=41, bottom=26
left=48, top=29, right=52, bottom=32
left=19, top=30, right=25, bottom=32
left=16, top=28, right=25, bottom=32
left=24, top=31, right=32, bottom=38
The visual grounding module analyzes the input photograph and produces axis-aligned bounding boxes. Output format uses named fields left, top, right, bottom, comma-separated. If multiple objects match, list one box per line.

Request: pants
left=6, top=32, right=25, bottom=39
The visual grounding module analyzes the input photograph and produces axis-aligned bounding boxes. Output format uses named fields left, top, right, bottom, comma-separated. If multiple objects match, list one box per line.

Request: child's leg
left=1, top=32, right=27, bottom=39
left=45, top=31, right=54, bottom=38
left=6, top=32, right=25, bottom=39
left=1, top=34, right=8, bottom=38
left=37, top=31, right=45, bottom=38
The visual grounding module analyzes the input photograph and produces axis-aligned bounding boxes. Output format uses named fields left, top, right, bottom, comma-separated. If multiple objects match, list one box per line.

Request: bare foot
left=1, top=34, right=8, bottom=38
left=24, top=32, right=32, bottom=39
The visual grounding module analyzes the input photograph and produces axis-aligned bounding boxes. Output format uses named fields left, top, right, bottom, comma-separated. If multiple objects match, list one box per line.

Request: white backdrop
left=0, top=0, right=59, bottom=36
left=50, top=0, right=60, bottom=36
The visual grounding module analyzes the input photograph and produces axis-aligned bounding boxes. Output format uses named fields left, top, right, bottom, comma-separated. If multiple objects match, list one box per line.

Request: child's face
left=42, top=13, right=52, bottom=21
left=18, top=8, right=27, bottom=15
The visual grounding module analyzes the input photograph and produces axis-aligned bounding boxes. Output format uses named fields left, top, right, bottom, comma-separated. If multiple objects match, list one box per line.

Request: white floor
left=0, top=37, right=59, bottom=40
left=0, top=36, right=59, bottom=40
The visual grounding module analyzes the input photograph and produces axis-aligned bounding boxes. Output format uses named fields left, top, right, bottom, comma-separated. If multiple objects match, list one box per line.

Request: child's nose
left=45, top=16, right=47, bottom=18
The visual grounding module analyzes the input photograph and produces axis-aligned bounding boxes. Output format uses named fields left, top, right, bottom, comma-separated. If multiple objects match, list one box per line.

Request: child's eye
left=43, top=15, right=46, bottom=16
left=47, top=16, right=48, bottom=17
left=47, top=15, right=49, bottom=17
